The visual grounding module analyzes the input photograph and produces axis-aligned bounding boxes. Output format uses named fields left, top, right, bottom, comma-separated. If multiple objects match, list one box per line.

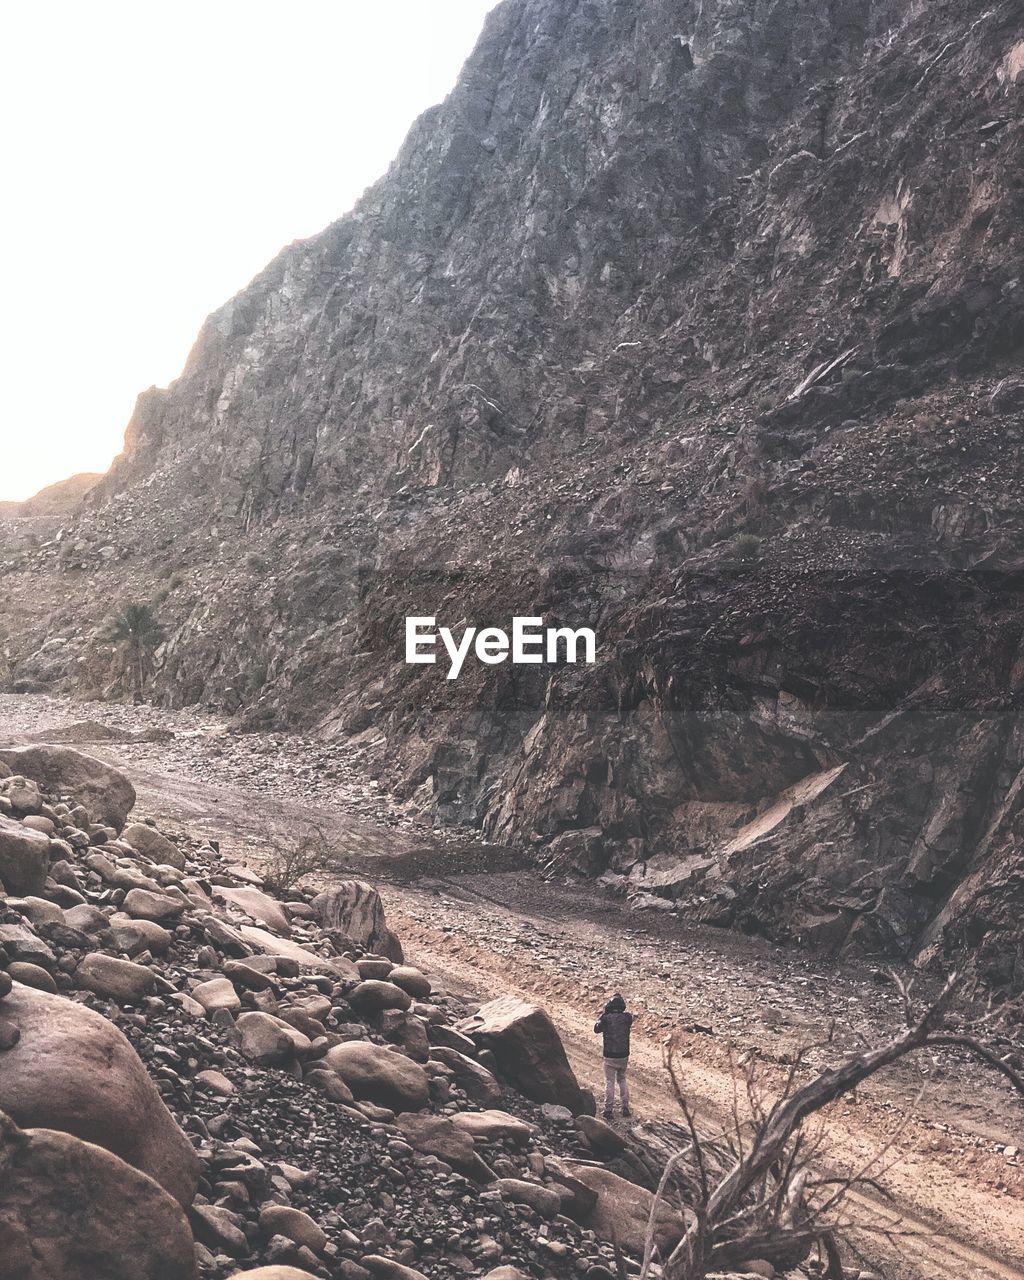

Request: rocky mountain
left=3, top=0, right=1024, bottom=988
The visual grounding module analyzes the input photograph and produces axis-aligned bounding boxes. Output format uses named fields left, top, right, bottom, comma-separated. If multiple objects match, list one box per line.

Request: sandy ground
left=1, top=691, right=1022, bottom=1279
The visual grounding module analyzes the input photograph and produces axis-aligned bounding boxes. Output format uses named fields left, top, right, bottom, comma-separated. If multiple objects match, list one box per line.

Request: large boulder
left=0, top=983, right=199, bottom=1206
left=0, top=1111, right=198, bottom=1280
left=559, top=1160, right=687, bottom=1254
left=0, top=745, right=136, bottom=831
left=310, top=880, right=403, bottom=960
left=0, top=816, right=50, bottom=896
left=325, top=1041, right=429, bottom=1111
left=458, top=996, right=593, bottom=1114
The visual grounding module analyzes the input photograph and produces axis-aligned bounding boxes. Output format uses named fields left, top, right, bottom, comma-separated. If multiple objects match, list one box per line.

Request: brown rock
left=76, top=953, right=155, bottom=1004
left=0, top=1110, right=197, bottom=1279
left=458, top=996, right=592, bottom=1114
left=195, top=1069, right=235, bottom=1096
left=0, top=746, right=136, bottom=831
left=304, top=1068, right=355, bottom=1103
left=359, top=1258, right=428, bottom=1280
left=236, top=1011, right=311, bottom=1063
left=576, top=1113, right=626, bottom=1156
left=310, top=880, right=403, bottom=960
left=224, top=958, right=277, bottom=990
left=325, top=1041, right=429, bottom=1111
left=226, top=1271, right=320, bottom=1280
left=123, top=886, right=185, bottom=922
left=495, top=1177, right=561, bottom=1217
left=395, top=1111, right=494, bottom=1180
left=0, top=776, right=43, bottom=815
left=0, top=982, right=199, bottom=1205
left=6, top=962, right=57, bottom=994
left=348, top=979, right=412, bottom=1014
left=561, top=1159, right=687, bottom=1253
left=0, top=815, right=50, bottom=896
left=429, top=1046, right=502, bottom=1105
left=238, top=924, right=359, bottom=980
left=108, top=914, right=174, bottom=955
left=387, top=965, right=431, bottom=998
left=122, top=821, right=187, bottom=870
left=216, top=884, right=293, bottom=936
left=259, top=1204, right=328, bottom=1253
left=193, top=976, right=243, bottom=1014
left=63, top=903, right=111, bottom=933
left=450, top=1109, right=534, bottom=1146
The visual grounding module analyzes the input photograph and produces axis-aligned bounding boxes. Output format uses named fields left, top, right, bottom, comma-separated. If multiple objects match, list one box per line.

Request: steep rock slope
left=3, top=0, right=1024, bottom=984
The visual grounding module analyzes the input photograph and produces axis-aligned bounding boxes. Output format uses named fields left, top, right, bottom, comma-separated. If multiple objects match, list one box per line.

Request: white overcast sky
left=0, top=1, right=499, bottom=500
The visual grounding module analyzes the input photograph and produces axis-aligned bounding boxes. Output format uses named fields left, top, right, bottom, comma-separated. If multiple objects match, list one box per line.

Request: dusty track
left=122, top=763, right=1024, bottom=1280
left=1, top=693, right=1021, bottom=1279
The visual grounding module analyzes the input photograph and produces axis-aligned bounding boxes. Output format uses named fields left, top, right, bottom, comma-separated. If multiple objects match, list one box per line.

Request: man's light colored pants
left=603, top=1056, right=630, bottom=1112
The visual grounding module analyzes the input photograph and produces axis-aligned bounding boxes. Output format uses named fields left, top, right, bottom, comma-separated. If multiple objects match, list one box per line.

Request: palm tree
left=104, top=602, right=165, bottom=702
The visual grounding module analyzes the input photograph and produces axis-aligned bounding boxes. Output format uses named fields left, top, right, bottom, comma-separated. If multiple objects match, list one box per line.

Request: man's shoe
left=621, top=1107, right=632, bottom=1117
left=602, top=1110, right=614, bottom=1120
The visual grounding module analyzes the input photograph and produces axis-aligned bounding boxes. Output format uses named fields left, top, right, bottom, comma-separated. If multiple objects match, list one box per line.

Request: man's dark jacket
left=595, top=996, right=633, bottom=1058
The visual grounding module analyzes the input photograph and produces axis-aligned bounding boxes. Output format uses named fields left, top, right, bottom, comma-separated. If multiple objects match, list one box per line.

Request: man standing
left=594, top=992, right=633, bottom=1119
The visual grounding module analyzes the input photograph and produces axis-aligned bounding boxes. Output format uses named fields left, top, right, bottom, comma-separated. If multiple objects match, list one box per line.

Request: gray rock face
left=6, top=0, right=1024, bottom=986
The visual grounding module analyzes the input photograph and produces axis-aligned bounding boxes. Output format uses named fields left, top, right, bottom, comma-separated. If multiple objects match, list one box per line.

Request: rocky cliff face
left=4, top=0, right=1024, bottom=986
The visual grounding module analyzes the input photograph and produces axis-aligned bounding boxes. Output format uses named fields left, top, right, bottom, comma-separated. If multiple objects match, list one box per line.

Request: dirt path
left=389, top=890, right=1024, bottom=1280
left=2, top=692, right=1022, bottom=1278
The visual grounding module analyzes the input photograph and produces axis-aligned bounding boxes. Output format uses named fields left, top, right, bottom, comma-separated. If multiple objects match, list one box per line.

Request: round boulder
left=347, top=979, right=412, bottom=1014
left=325, top=1041, right=429, bottom=1111
left=0, top=982, right=199, bottom=1205
left=0, top=1110, right=197, bottom=1279
left=387, top=965, right=431, bottom=998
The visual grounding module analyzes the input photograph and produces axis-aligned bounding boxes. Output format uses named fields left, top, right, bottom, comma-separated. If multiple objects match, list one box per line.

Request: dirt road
left=2, top=691, right=1022, bottom=1278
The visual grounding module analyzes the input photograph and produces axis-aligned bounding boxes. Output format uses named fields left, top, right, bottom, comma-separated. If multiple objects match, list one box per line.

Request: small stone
left=195, top=1069, right=235, bottom=1097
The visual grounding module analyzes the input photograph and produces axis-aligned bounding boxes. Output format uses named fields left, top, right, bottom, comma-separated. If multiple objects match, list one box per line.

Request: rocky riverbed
left=1, top=728, right=715, bottom=1280
left=1, top=692, right=1023, bottom=1280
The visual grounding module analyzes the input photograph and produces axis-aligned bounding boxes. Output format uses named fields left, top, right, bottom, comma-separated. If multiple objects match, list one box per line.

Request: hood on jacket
left=605, top=993, right=626, bottom=1013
